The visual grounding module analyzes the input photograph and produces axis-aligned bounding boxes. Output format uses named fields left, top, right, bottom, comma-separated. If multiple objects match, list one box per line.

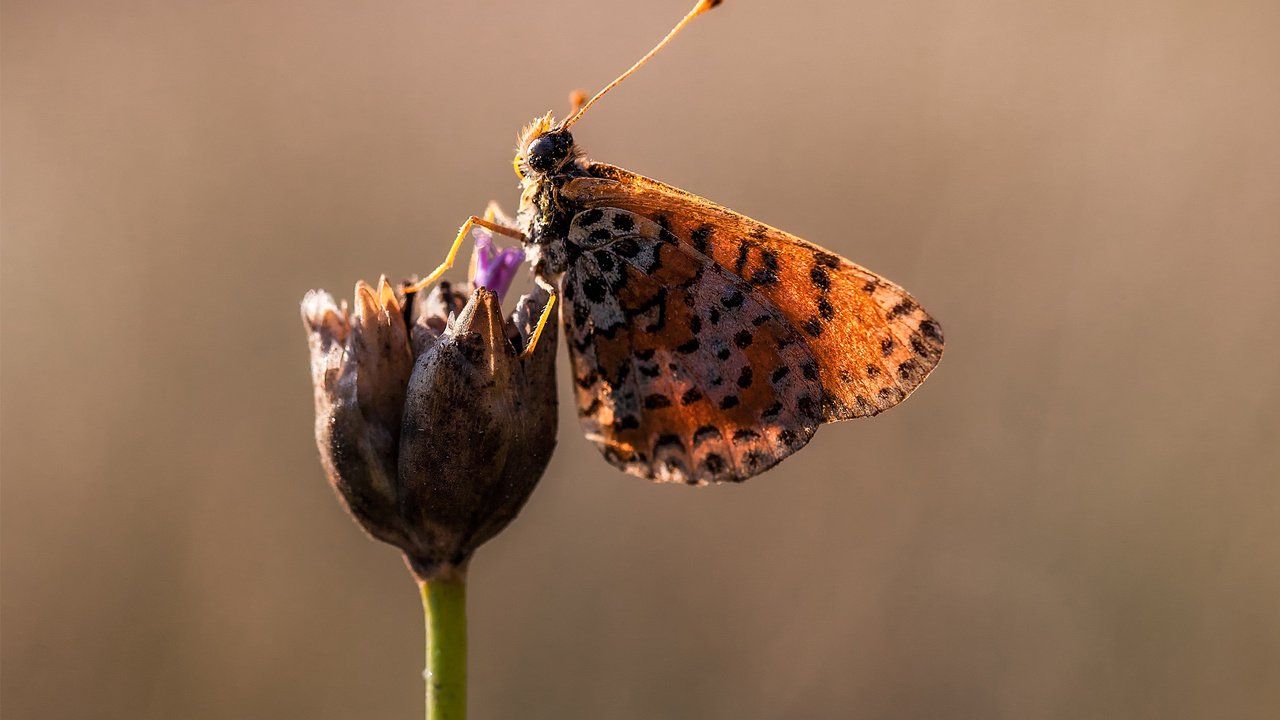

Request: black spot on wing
left=897, top=360, right=920, bottom=380
left=583, top=276, right=608, bottom=302
left=887, top=300, right=916, bottom=320
left=734, top=241, right=750, bottom=273
left=796, top=395, right=818, bottom=421
left=801, top=361, right=819, bottom=381
left=750, top=268, right=778, bottom=286
left=693, top=425, right=721, bottom=445
left=701, top=453, right=725, bottom=475
left=810, top=266, right=831, bottom=290
left=742, top=451, right=767, bottom=472
left=644, top=393, right=672, bottom=409
left=691, top=225, right=712, bottom=254
left=676, top=338, right=700, bottom=354
left=654, top=434, right=684, bottom=452
left=593, top=250, right=615, bottom=273
left=612, top=238, right=641, bottom=258
left=611, top=213, right=635, bottom=232
left=814, top=250, right=840, bottom=268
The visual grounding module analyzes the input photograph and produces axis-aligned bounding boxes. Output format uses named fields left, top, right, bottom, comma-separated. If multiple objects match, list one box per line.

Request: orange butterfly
left=410, top=0, right=943, bottom=484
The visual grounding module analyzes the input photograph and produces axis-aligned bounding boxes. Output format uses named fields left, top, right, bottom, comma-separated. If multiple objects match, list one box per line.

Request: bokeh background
left=4, top=1, right=1279, bottom=718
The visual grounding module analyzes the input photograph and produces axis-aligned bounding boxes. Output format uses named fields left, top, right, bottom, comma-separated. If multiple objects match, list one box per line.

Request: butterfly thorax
left=516, top=173, right=579, bottom=277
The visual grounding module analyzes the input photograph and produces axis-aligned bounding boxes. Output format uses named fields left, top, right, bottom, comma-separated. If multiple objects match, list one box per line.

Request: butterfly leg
left=521, top=274, right=558, bottom=358
left=403, top=215, right=527, bottom=295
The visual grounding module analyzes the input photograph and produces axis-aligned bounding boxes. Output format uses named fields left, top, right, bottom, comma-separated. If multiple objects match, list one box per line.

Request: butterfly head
left=513, top=113, right=582, bottom=182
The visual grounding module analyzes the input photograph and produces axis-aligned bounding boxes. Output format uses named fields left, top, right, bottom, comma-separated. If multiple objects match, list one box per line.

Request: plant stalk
left=419, top=567, right=467, bottom=720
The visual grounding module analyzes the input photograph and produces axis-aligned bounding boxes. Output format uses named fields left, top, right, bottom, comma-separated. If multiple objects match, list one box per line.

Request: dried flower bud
left=302, top=249, right=557, bottom=580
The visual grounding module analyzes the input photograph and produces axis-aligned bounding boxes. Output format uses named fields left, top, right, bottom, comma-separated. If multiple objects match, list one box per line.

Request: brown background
left=4, top=1, right=1279, bottom=718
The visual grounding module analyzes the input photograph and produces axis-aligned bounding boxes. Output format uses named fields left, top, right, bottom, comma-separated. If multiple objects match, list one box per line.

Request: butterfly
left=408, top=0, right=943, bottom=485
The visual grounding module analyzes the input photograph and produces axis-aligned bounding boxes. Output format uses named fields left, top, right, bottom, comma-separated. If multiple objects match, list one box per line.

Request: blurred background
left=4, top=1, right=1279, bottom=718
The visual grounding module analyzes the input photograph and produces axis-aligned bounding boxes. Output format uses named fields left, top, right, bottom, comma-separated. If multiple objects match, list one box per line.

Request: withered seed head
left=302, top=273, right=557, bottom=581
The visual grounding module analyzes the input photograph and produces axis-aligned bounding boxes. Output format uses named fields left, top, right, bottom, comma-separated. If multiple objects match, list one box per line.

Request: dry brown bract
left=301, top=278, right=557, bottom=580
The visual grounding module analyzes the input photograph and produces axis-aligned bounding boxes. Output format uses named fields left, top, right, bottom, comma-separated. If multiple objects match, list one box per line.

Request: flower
left=301, top=238, right=557, bottom=580
left=470, top=230, right=525, bottom=298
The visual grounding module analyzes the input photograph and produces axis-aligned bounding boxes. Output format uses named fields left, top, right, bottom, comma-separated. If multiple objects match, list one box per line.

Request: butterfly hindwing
left=561, top=207, right=822, bottom=484
left=562, top=164, right=945, bottom=419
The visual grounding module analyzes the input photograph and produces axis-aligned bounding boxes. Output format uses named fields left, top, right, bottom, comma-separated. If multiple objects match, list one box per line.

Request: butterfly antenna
left=562, top=0, right=721, bottom=129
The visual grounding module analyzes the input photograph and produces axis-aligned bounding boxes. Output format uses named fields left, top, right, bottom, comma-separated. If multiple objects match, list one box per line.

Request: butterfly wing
left=561, top=207, right=823, bottom=484
left=562, top=164, right=944, bottom=419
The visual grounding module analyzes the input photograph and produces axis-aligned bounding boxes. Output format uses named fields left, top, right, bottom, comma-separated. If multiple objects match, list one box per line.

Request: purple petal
left=470, top=229, right=525, bottom=301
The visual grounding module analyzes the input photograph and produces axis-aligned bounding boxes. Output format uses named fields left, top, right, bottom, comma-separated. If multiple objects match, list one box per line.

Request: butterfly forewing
left=562, top=207, right=823, bottom=484
left=562, top=164, right=945, bottom=420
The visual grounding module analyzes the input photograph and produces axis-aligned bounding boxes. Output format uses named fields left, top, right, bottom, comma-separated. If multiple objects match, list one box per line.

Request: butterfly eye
left=525, top=132, right=573, bottom=174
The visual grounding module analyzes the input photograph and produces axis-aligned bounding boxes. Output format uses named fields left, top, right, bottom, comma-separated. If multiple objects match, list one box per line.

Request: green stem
left=420, top=567, right=467, bottom=720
